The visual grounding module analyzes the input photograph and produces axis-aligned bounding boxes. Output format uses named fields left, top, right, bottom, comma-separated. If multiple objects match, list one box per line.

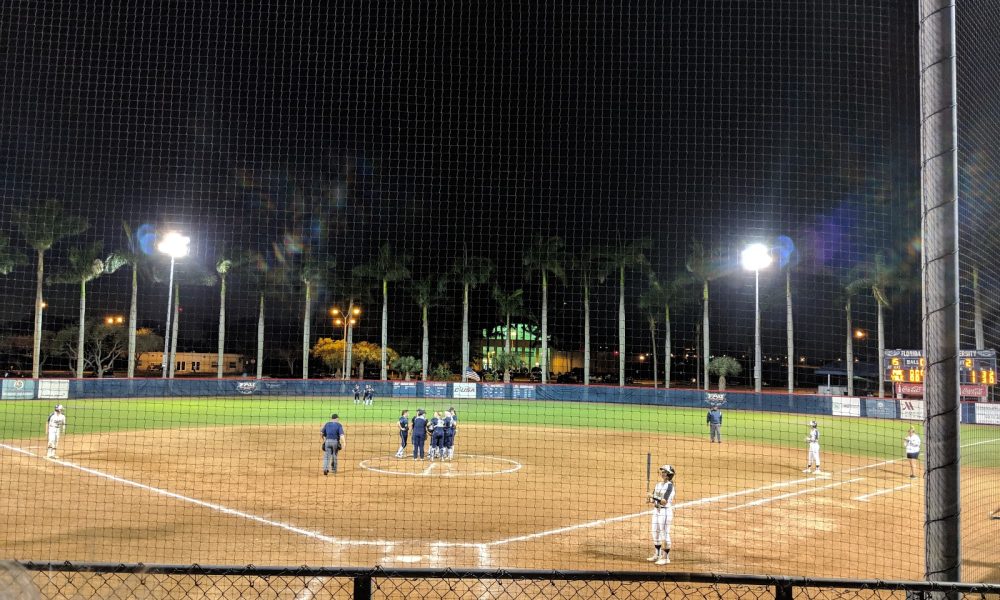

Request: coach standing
left=706, top=406, right=723, bottom=443
left=321, top=414, right=346, bottom=476
left=412, top=409, right=428, bottom=460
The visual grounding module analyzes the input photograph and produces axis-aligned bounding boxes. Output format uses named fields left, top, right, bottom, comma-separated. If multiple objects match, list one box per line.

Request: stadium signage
left=453, top=382, right=477, bottom=399
left=1, top=379, right=35, bottom=400
left=976, top=403, right=1000, bottom=426
left=831, top=396, right=861, bottom=417
left=705, top=392, right=727, bottom=405
left=37, top=379, right=69, bottom=399
left=235, top=381, right=257, bottom=395
left=895, top=382, right=987, bottom=398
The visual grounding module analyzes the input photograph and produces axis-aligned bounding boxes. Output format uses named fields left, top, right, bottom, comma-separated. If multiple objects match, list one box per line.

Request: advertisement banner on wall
left=38, top=379, right=70, bottom=399
left=452, top=382, right=477, bottom=399
left=480, top=383, right=507, bottom=399
left=832, top=396, right=861, bottom=417
left=976, top=403, right=1000, bottom=426
left=899, top=399, right=925, bottom=421
left=512, top=384, right=535, bottom=399
left=1, top=379, right=36, bottom=400
left=393, top=382, right=417, bottom=397
left=424, top=383, right=449, bottom=398
left=864, top=399, right=897, bottom=419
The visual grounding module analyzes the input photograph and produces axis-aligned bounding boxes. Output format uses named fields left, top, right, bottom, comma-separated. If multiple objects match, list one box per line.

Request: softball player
left=441, top=410, right=455, bottom=461
left=647, top=464, right=676, bottom=565
left=396, top=410, right=410, bottom=458
left=445, top=407, right=458, bottom=460
left=429, top=411, right=445, bottom=460
left=353, top=384, right=361, bottom=404
left=45, top=404, right=66, bottom=459
left=904, top=426, right=921, bottom=478
left=803, top=421, right=821, bottom=474
left=412, top=409, right=427, bottom=460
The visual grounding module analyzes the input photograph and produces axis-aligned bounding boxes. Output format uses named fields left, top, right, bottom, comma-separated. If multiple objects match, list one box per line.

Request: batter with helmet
left=45, top=404, right=66, bottom=459
left=646, top=464, right=676, bottom=565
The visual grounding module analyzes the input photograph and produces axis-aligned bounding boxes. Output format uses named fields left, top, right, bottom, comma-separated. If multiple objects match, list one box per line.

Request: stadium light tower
left=741, top=243, right=772, bottom=393
left=157, top=231, right=190, bottom=379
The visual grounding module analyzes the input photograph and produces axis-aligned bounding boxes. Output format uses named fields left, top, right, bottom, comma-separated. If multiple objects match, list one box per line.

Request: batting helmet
left=54, top=404, right=64, bottom=412
left=810, top=420, right=817, bottom=427
left=659, top=464, right=675, bottom=477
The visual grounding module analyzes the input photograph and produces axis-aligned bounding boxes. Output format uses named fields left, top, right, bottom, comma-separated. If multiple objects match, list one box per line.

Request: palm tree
left=105, top=222, right=154, bottom=379
left=686, top=241, right=722, bottom=391
left=709, top=356, right=743, bottom=390
left=0, top=235, right=25, bottom=275
left=841, top=274, right=869, bottom=397
left=973, top=265, right=985, bottom=350
left=213, top=250, right=254, bottom=379
left=493, top=286, right=524, bottom=383
left=639, top=286, right=662, bottom=388
left=570, top=250, right=602, bottom=386
left=523, top=236, right=565, bottom=383
left=355, top=243, right=412, bottom=380
left=412, top=275, right=446, bottom=381
left=330, top=274, right=372, bottom=379
left=14, top=199, right=88, bottom=377
left=599, top=239, right=651, bottom=387
left=299, top=255, right=336, bottom=379
left=48, top=242, right=105, bottom=378
left=451, top=248, right=494, bottom=382
left=155, top=261, right=216, bottom=378
left=245, top=263, right=287, bottom=380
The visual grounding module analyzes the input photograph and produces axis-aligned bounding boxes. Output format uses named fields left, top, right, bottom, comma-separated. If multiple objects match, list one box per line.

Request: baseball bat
left=646, top=452, right=651, bottom=493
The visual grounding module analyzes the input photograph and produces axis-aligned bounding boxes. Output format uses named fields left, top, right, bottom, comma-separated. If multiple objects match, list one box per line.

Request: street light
left=741, top=243, right=773, bottom=393
left=157, top=231, right=190, bottom=379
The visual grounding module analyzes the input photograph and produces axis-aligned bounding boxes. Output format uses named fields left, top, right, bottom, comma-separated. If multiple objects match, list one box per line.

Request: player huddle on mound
left=396, top=407, right=458, bottom=461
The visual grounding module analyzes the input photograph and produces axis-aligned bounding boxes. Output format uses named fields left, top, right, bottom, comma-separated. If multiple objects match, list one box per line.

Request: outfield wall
left=1, top=378, right=995, bottom=424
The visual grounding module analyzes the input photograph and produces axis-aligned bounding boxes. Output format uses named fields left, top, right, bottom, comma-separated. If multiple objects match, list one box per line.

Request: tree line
left=0, top=200, right=947, bottom=396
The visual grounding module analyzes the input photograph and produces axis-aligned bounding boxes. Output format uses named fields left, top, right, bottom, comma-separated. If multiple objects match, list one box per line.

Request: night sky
left=0, top=1, right=945, bottom=380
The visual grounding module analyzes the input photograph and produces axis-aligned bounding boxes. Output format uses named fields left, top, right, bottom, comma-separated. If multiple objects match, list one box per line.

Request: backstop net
left=0, top=0, right=996, bottom=583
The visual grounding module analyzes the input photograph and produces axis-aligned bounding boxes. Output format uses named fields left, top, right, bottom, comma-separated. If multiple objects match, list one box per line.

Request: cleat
left=646, top=554, right=659, bottom=562
left=656, top=557, right=670, bottom=565
left=323, top=471, right=328, bottom=476
left=803, top=468, right=812, bottom=473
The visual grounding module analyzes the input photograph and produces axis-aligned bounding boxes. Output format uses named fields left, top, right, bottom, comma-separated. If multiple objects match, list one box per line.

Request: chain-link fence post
left=353, top=573, right=372, bottom=600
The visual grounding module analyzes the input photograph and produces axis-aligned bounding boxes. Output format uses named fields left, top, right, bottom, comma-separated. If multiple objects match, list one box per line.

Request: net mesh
left=0, top=0, right=994, bottom=582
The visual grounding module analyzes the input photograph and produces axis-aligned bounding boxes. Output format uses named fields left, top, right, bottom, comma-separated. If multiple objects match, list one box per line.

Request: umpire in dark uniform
left=707, top=406, right=723, bottom=443
left=321, top=414, right=346, bottom=475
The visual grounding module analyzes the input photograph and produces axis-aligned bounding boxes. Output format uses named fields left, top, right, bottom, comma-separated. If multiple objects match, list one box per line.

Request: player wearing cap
left=395, top=410, right=410, bottom=458
left=321, top=413, right=346, bottom=475
left=646, top=464, right=676, bottom=565
left=411, top=409, right=428, bottom=460
left=803, top=421, right=821, bottom=474
left=45, top=405, right=66, bottom=459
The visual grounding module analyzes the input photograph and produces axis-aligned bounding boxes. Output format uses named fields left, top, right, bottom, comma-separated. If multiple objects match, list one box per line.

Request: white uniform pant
left=47, top=428, right=61, bottom=456
left=808, top=442, right=820, bottom=467
left=650, top=507, right=673, bottom=546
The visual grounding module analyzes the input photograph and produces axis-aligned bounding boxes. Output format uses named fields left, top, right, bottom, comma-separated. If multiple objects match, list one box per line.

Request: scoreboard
left=883, top=349, right=997, bottom=385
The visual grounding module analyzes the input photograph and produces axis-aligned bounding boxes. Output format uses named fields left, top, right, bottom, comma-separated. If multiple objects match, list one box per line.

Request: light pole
left=157, top=232, right=190, bottom=379
left=741, top=243, right=772, bottom=393
left=330, top=306, right=360, bottom=378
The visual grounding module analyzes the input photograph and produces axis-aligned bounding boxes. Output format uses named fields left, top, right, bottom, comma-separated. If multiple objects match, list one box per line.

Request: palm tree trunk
left=32, top=249, right=44, bottom=378
left=618, top=266, right=626, bottom=387
left=583, top=283, right=591, bottom=386
left=217, top=274, right=226, bottom=379
left=76, top=279, right=87, bottom=378
left=541, top=271, right=548, bottom=383
left=649, top=319, right=658, bottom=388
left=702, top=280, right=710, bottom=391
left=974, top=266, right=984, bottom=349
left=664, top=304, right=671, bottom=389
left=504, top=312, right=512, bottom=383
left=786, top=270, right=794, bottom=394
left=256, top=292, right=265, bottom=380
left=357, top=359, right=365, bottom=381
left=127, top=265, right=138, bottom=379
left=846, top=297, right=854, bottom=396
left=462, top=284, right=470, bottom=382
left=421, top=304, right=429, bottom=381
left=381, top=278, right=388, bottom=380
left=877, top=300, right=885, bottom=398
left=169, top=285, right=180, bottom=379
left=302, top=281, right=311, bottom=379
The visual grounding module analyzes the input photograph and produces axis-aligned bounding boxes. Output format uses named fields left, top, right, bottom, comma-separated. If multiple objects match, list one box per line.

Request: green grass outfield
left=1, top=396, right=998, bottom=467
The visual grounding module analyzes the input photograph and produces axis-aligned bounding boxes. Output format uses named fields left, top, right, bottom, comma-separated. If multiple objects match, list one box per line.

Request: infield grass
left=1, top=396, right=998, bottom=467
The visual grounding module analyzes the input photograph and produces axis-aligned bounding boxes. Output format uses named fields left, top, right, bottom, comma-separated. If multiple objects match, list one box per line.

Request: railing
left=7, top=563, right=1000, bottom=600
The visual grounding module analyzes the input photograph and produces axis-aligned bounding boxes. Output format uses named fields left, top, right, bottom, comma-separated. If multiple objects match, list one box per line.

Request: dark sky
left=0, top=1, right=936, bottom=375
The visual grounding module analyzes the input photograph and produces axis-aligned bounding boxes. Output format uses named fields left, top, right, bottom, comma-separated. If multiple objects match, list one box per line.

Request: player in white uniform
left=46, top=404, right=66, bottom=459
left=646, top=464, right=676, bottom=565
left=904, top=426, right=921, bottom=478
left=803, top=421, right=821, bottom=474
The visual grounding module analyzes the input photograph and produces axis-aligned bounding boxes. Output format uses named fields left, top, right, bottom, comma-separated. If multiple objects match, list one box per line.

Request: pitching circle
left=359, top=454, right=522, bottom=477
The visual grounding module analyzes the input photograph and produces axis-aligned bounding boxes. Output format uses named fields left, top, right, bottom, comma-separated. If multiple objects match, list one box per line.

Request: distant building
left=138, top=352, right=245, bottom=376
left=480, top=323, right=614, bottom=375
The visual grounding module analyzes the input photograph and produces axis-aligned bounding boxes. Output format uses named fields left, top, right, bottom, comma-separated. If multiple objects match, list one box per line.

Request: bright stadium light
left=157, top=230, right=190, bottom=379
left=742, top=243, right=773, bottom=393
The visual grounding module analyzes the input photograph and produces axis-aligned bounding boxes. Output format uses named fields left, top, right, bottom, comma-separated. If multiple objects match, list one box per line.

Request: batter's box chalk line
left=358, top=454, right=522, bottom=477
